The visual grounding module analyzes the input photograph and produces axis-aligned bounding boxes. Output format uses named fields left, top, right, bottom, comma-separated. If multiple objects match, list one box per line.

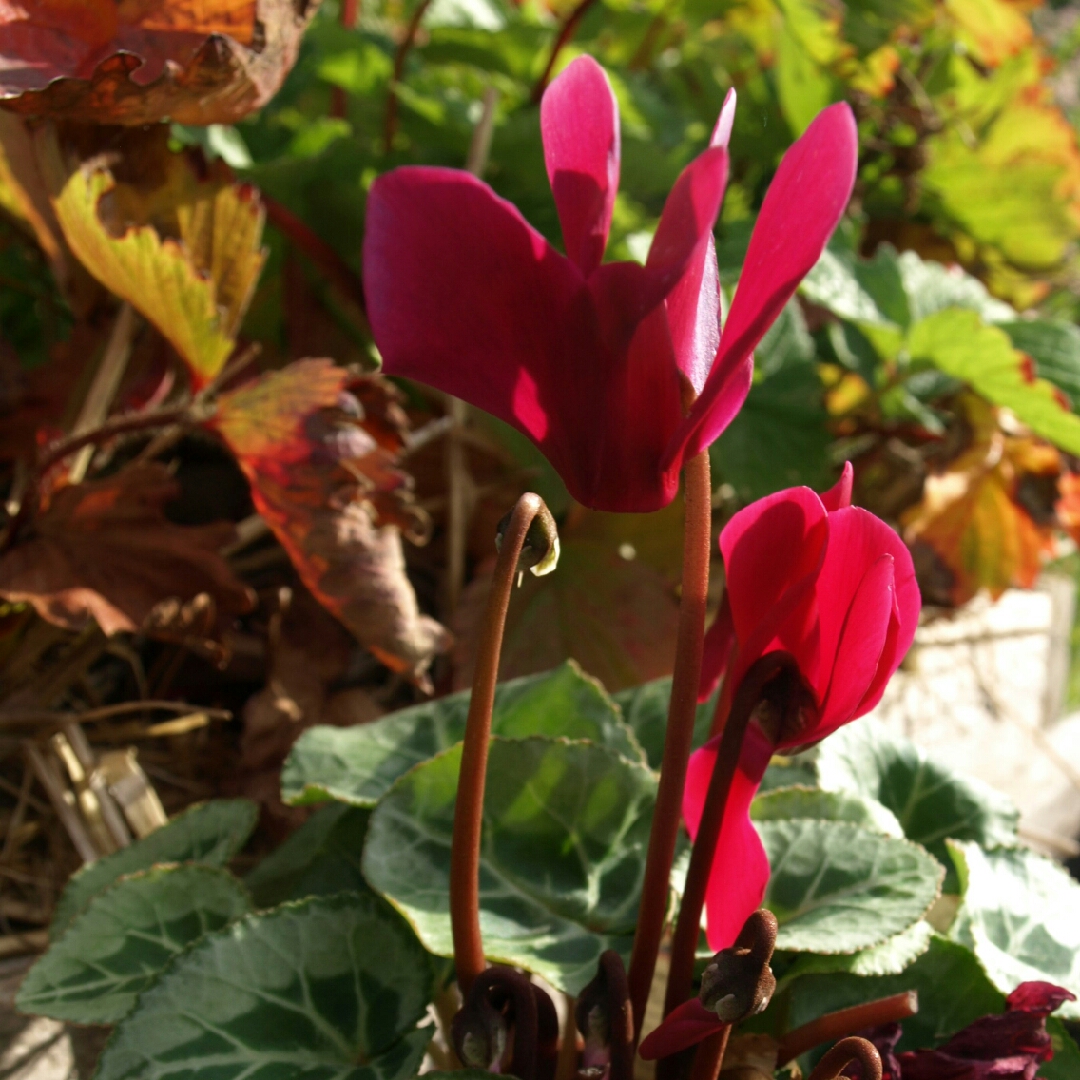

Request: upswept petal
left=821, top=461, right=854, bottom=511
left=719, top=487, right=828, bottom=645
left=699, top=593, right=735, bottom=702
left=638, top=998, right=724, bottom=1060
left=685, top=723, right=774, bottom=950
left=672, top=102, right=859, bottom=462
left=541, top=55, right=621, bottom=277
left=812, top=506, right=913, bottom=702
left=817, top=554, right=895, bottom=734
left=662, top=89, right=736, bottom=393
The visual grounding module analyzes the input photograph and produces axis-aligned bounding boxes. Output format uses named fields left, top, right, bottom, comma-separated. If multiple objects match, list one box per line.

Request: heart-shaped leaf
left=760, top=819, right=943, bottom=954
left=93, top=893, right=434, bottom=1080
left=283, top=661, right=642, bottom=807
left=777, top=919, right=934, bottom=985
left=363, top=737, right=657, bottom=993
left=18, top=865, right=250, bottom=1024
left=612, top=675, right=715, bottom=770
left=751, top=785, right=904, bottom=838
left=949, top=841, right=1080, bottom=1019
left=817, top=718, right=1018, bottom=874
left=52, top=799, right=258, bottom=937
left=245, top=804, right=373, bottom=909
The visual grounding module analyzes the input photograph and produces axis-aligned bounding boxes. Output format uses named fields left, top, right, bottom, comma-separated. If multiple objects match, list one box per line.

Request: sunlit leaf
left=18, top=865, right=251, bottom=1024
left=944, top=0, right=1032, bottom=67
left=778, top=919, right=935, bottom=983
left=760, top=819, right=943, bottom=954
left=282, top=661, right=643, bottom=806
left=363, top=737, right=656, bottom=993
left=949, top=841, right=1080, bottom=1019
left=751, top=784, right=904, bottom=838
left=51, top=799, right=258, bottom=937
left=92, top=894, right=434, bottom=1080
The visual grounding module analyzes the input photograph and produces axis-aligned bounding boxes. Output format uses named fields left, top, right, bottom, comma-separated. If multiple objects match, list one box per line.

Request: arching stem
left=806, top=1037, right=883, bottom=1080
left=449, top=493, right=558, bottom=996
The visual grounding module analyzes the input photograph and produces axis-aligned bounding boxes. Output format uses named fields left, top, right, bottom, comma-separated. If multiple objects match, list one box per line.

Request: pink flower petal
left=671, top=102, right=858, bottom=462
left=638, top=998, right=725, bottom=1060
left=699, top=593, right=735, bottom=702
left=719, top=486, right=828, bottom=647
left=821, top=461, right=854, bottom=511
left=685, top=724, right=774, bottom=951
left=816, top=554, right=895, bottom=734
left=541, top=55, right=620, bottom=277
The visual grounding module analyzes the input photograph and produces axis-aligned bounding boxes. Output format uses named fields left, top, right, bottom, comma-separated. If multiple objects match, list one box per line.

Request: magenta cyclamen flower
left=363, top=56, right=858, bottom=511
left=686, top=466, right=920, bottom=951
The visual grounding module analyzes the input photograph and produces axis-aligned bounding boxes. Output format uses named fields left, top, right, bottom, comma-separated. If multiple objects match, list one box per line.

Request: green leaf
left=949, top=841, right=1080, bottom=1018
left=363, top=737, right=657, bottom=993
left=759, top=819, right=943, bottom=954
left=816, top=718, right=1018, bottom=877
left=245, top=804, right=373, bottom=908
left=612, top=675, right=715, bottom=771
left=907, top=308, right=1080, bottom=454
left=51, top=799, right=258, bottom=937
left=283, top=661, right=642, bottom=807
left=777, top=920, right=934, bottom=984
left=894, top=250, right=1013, bottom=325
left=1044, top=1017, right=1080, bottom=1080
left=801, top=242, right=910, bottom=327
left=1000, top=317, right=1080, bottom=408
left=784, top=935, right=1006, bottom=1051
left=17, top=865, right=251, bottom=1024
left=751, top=784, right=904, bottom=838
left=93, top=894, right=434, bottom=1080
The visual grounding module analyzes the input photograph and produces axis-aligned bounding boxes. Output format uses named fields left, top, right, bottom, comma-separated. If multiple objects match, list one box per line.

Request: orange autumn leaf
left=0, top=0, right=314, bottom=125
left=0, top=463, right=254, bottom=635
left=209, top=360, right=449, bottom=689
left=902, top=398, right=1058, bottom=606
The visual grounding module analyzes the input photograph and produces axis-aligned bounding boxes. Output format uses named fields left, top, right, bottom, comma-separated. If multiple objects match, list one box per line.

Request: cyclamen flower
left=363, top=56, right=858, bottom=511
left=688, top=464, right=920, bottom=950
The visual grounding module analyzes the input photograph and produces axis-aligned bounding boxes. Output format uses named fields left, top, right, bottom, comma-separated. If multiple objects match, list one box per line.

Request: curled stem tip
left=806, top=1037, right=883, bottom=1080
left=576, top=950, right=634, bottom=1080
left=450, top=494, right=558, bottom=996
left=699, top=909, right=778, bottom=1024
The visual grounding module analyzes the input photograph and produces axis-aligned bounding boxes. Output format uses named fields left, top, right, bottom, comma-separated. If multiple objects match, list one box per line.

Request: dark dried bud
left=495, top=494, right=559, bottom=577
left=575, top=951, right=633, bottom=1080
left=699, top=909, right=778, bottom=1024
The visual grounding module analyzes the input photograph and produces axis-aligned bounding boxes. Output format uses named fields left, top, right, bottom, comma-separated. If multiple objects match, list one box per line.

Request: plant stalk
left=777, top=992, right=917, bottom=1066
left=805, top=1037, right=882, bottom=1080
left=663, top=653, right=793, bottom=1022
left=627, top=449, right=712, bottom=1039
left=688, top=1027, right=730, bottom=1080
left=449, top=492, right=555, bottom=996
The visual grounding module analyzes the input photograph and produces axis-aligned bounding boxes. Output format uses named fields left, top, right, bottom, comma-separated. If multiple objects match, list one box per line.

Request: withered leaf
left=0, top=0, right=317, bottom=126
left=0, top=463, right=254, bottom=635
left=209, top=360, right=448, bottom=688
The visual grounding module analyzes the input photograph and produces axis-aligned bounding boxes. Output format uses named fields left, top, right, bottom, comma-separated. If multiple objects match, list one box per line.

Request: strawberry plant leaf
left=51, top=799, right=258, bottom=937
left=363, top=737, right=657, bottom=993
left=282, top=661, right=643, bottom=807
left=92, top=893, right=434, bottom=1080
left=17, top=865, right=251, bottom=1024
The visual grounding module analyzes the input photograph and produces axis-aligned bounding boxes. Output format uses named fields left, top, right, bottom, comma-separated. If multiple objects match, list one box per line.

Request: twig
left=0, top=930, right=48, bottom=957
left=331, top=0, right=361, bottom=118
left=530, top=0, right=603, bottom=103
left=0, top=701, right=233, bottom=726
left=384, top=0, right=434, bottom=152
left=263, top=195, right=367, bottom=314
left=25, top=742, right=99, bottom=863
left=777, top=992, right=918, bottom=1066
left=68, top=302, right=139, bottom=482
left=626, top=448, right=712, bottom=1040
left=465, top=87, right=500, bottom=177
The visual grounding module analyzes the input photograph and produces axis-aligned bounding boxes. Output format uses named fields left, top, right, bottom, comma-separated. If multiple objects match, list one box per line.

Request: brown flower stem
left=450, top=493, right=558, bottom=996
left=530, top=0, right=602, bottom=102
left=663, top=653, right=796, bottom=1022
left=777, top=992, right=918, bottom=1066
left=330, top=0, right=360, bottom=118
left=384, top=0, right=434, bottom=152
left=627, top=449, right=712, bottom=1040
left=806, top=1037, right=883, bottom=1080
left=688, top=1026, right=730, bottom=1080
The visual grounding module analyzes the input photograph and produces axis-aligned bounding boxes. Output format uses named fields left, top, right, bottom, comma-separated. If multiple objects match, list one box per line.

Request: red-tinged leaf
left=0, top=463, right=254, bottom=636
left=0, top=0, right=315, bottom=125
left=209, top=361, right=449, bottom=688
left=944, top=0, right=1032, bottom=67
left=902, top=397, right=1058, bottom=606
left=452, top=500, right=683, bottom=692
